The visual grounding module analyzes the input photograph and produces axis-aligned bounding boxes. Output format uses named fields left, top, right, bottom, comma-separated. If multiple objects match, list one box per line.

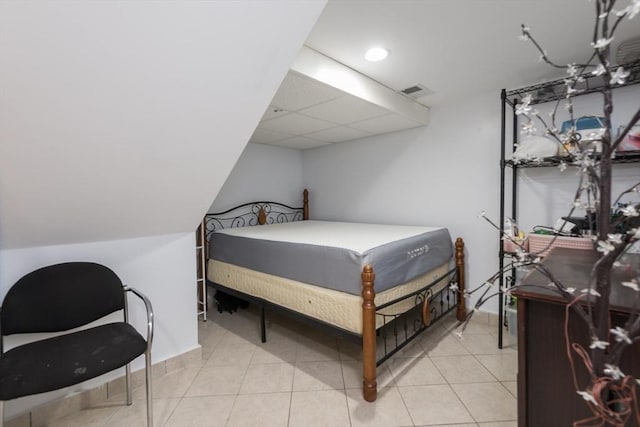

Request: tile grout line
left=162, top=360, right=210, bottom=427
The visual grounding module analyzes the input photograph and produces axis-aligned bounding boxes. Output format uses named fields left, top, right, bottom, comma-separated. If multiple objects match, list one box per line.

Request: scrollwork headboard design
left=204, top=189, right=309, bottom=246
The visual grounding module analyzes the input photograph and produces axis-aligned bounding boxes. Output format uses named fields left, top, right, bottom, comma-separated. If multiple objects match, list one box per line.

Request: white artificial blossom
left=515, top=102, right=532, bottom=116
left=607, top=234, right=624, bottom=245
left=631, top=0, right=640, bottom=19
left=604, top=364, right=624, bottom=380
left=518, top=25, right=531, bottom=41
left=617, top=0, right=640, bottom=19
left=610, top=327, right=632, bottom=345
left=566, top=84, right=579, bottom=96
left=610, top=67, right=630, bottom=85
left=592, top=63, right=607, bottom=76
left=590, top=339, right=609, bottom=350
left=581, top=288, right=602, bottom=297
left=597, top=240, right=616, bottom=255
left=620, top=204, right=639, bottom=217
left=521, top=120, right=536, bottom=135
left=578, top=390, right=599, bottom=406
left=591, top=37, right=614, bottom=49
left=621, top=279, right=639, bottom=291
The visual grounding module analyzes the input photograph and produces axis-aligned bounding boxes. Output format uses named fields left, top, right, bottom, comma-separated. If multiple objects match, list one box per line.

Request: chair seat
left=0, top=322, right=146, bottom=400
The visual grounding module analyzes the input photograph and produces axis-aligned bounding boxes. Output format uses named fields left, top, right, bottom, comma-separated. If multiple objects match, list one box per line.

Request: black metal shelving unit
left=497, top=60, right=640, bottom=348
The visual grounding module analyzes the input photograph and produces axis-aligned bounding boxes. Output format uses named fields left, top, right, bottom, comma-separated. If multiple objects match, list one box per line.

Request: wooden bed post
left=361, top=265, right=377, bottom=402
left=455, top=237, right=467, bottom=322
left=303, top=189, right=309, bottom=220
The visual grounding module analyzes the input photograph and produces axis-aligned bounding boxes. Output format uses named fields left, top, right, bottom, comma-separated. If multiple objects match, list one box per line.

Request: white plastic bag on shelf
left=511, top=135, right=558, bottom=162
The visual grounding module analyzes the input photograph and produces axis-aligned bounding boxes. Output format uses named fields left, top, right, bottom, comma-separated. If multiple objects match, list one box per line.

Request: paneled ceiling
left=250, top=0, right=640, bottom=150
left=250, top=71, right=425, bottom=150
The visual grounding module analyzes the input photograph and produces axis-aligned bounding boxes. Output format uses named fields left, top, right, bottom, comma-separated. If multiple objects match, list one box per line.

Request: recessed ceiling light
left=365, top=47, right=389, bottom=62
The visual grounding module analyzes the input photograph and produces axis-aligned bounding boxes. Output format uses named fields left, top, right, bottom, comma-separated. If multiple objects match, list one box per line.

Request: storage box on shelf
left=527, top=234, right=593, bottom=257
left=503, top=238, right=528, bottom=254
left=506, top=304, right=517, bottom=339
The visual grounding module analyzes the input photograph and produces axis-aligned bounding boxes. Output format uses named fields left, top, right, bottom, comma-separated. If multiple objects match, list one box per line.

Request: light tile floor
left=43, top=306, right=518, bottom=426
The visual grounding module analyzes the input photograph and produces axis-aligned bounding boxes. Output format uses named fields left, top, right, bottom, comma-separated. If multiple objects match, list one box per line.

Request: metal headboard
left=204, top=189, right=309, bottom=248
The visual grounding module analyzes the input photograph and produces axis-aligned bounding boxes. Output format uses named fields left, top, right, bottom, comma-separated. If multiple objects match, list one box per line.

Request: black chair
left=0, top=262, right=154, bottom=426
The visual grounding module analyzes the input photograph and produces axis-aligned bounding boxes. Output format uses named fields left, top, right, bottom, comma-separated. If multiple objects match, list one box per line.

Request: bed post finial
left=455, top=237, right=467, bottom=322
left=303, top=189, right=309, bottom=220
left=361, top=264, right=377, bottom=402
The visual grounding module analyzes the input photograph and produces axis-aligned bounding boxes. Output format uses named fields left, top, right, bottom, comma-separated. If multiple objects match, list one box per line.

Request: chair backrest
left=1, top=262, right=125, bottom=335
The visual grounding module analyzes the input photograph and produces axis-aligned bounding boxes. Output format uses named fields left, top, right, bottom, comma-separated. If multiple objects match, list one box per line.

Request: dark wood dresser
left=512, top=248, right=640, bottom=427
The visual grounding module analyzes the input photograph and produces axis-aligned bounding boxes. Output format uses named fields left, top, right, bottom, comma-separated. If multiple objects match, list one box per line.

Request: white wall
left=210, top=143, right=304, bottom=212
left=0, top=232, right=196, bottom=418
left=0, top=1, right=326, bottom=418
left=0, top=0, right=326, bottom=249
left=302, top=86, right=639, bottom=313
left=303, top=91, right=502, bottom=311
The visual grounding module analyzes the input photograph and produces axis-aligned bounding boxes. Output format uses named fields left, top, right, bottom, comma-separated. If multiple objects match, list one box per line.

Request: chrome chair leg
left=125, top=363, right=132, bottom=406
left=145, top=349, right=153, bottom=427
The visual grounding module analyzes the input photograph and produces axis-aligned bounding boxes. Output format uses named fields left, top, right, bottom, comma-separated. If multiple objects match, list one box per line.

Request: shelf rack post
left=196, top=218, right=207, bottom=321
left=499, top=89, right=507, bottom=349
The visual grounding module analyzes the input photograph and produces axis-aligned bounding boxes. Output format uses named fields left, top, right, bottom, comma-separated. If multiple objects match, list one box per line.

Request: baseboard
left=5, top=346, right=202, bottom=427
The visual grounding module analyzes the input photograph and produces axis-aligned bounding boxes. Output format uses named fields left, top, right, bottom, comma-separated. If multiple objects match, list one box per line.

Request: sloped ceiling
left=0, top=0, right=326, bottom=249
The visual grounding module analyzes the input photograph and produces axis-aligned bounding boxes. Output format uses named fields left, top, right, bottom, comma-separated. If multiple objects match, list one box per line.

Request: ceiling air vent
left=617, top=36, right=640, bottom=64
left=400, top=84, right=434, bottom=99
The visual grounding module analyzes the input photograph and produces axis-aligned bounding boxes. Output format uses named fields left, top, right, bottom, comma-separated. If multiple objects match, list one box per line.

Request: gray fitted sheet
left=209, top=220, right=453, bottom=295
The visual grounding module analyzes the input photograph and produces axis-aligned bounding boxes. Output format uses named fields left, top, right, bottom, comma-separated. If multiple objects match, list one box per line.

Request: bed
left=204, top=189, right=466, bottom=402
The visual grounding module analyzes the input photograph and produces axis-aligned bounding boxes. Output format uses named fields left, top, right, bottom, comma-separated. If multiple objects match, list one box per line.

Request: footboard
left=362, top=237, right=466, bottom=402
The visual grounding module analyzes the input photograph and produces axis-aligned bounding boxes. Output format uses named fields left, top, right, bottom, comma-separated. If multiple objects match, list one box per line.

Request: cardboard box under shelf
left=503, top=239, right=528, bottom=253
left=528, top=234, right=593, bottom=257
left=506, top=306, right=517, bottom=339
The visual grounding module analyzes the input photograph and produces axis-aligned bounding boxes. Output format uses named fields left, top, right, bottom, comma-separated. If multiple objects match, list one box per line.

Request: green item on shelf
left=533, top=229, right=554, bottom=235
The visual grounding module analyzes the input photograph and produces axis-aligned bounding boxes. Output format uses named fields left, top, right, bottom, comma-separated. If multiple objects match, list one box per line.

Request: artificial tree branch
left=613, top=182, right=640, bottom=207
left=461, top=2, right=639, bottom=422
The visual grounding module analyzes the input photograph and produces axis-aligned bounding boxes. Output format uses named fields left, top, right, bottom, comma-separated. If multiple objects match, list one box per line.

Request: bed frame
left=204, top=189, right=466, bottom=402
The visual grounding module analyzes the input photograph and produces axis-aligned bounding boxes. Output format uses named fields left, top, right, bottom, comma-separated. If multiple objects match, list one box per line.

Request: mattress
left=208, top=259, right=453, bottom=334
left=209, top=220, right=453, bottom=295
